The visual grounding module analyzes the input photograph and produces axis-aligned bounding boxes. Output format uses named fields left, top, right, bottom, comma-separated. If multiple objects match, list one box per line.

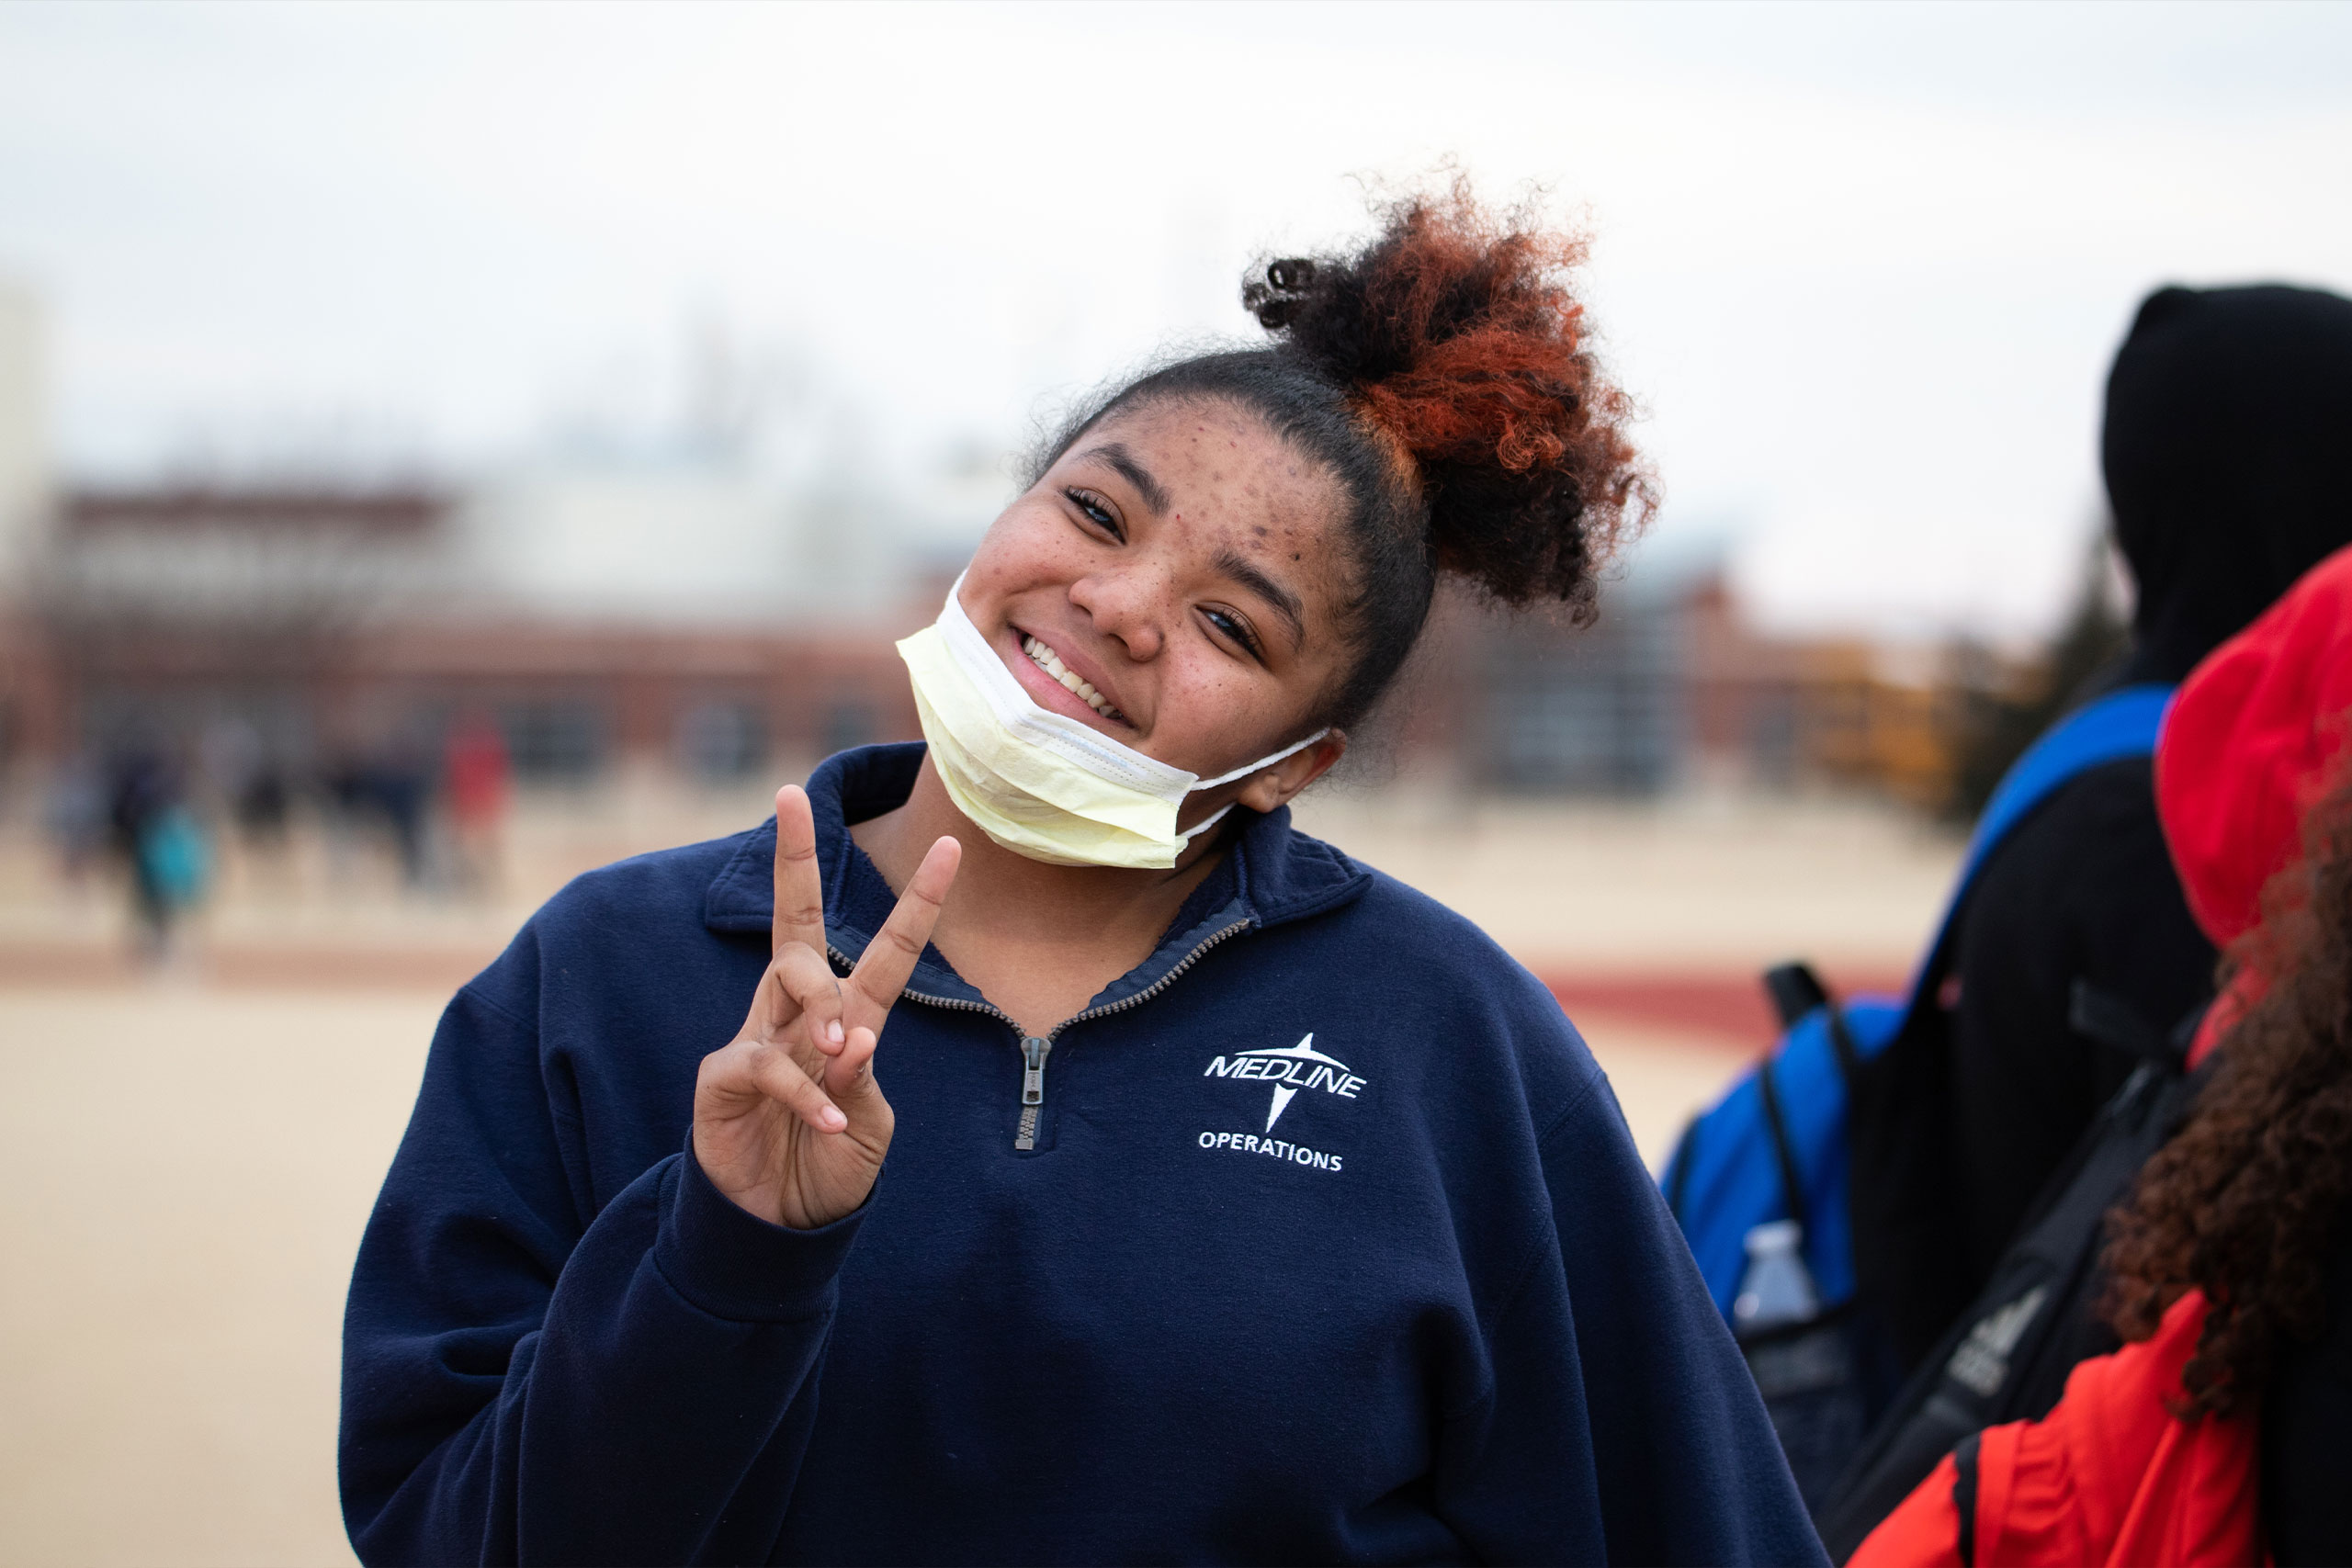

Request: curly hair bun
left=1243, top=182, right=1654, bottom=613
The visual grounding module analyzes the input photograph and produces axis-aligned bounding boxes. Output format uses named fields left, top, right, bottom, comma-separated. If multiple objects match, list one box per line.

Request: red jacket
left=1853, top=541, right=2352, bottom=1567
left=1850, top=1292, right=2260, bottom=1567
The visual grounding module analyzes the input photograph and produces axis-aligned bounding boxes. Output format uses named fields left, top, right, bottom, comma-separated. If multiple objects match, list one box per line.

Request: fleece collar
left=701, top=743, right=1372, bottom=1008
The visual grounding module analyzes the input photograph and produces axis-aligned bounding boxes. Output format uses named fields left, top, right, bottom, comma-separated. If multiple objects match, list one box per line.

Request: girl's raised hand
left=692, top=785, right=961, bottom=1229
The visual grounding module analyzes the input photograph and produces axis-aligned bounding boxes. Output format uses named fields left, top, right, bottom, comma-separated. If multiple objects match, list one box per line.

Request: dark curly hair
left=1029, top=179, right=1655, bottom=730
left=2101, top=766, right=2352, bottom=1416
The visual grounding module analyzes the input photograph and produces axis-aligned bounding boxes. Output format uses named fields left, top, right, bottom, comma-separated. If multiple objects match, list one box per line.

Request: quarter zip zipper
left=830, top=913, right=1251, bottom=1152
left=1015, top=1035, right=1051, bottom=1148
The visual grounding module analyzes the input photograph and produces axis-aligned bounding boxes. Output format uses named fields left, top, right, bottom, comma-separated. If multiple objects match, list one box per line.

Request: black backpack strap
left=2067, top=980, right=2181, bottom=1066
left=1825, top=1004, right=1863, bottom=1084
left=1662, top=1113, right=1700, bottom=1222
left=1766, top=959, right=1863, bottom=1083
left=1765, top=961, right=1833, bottom=1029
left=1669, top=957, right=1862, bottom=1235
left=1752, top=959, right=1864, bottom=1235
left=1952, top=1430, right=1983, bottom=1567
left=1817, top=1050, right=2214, bottom=1561
left=1670, top=952, right=1875, bottom=1228
left=1753, top=1050, right=1811, bottom=1238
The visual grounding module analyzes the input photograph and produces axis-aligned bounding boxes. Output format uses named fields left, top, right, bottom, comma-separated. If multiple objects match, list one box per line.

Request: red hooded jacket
left=1851, top=541, right=2352, bottom=1568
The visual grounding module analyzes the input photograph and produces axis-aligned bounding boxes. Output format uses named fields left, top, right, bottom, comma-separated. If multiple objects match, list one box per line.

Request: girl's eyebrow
left=1077, top=443, right=1170, bottom=515
left=1214, top=546, right=1306, bottom=651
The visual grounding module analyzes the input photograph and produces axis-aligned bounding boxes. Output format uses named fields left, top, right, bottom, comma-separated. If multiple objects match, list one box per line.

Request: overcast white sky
left=2, top=0, right=2348, bottom=638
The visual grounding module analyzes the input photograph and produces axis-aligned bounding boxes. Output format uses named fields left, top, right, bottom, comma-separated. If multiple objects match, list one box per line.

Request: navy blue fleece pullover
left=341, top=743, right=1822, bottom=1565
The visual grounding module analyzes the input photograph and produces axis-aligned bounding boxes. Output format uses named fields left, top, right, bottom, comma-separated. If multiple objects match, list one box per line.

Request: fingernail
left=827, top=1020, right=844, bottom=1045
left=821, top=1106, right=847, bottom=1130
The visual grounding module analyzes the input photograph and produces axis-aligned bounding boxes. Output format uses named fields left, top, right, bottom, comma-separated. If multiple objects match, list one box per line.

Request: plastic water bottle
left=1733, top=1219, right=1821, bottom=1334
left=1734, top=1220, right=1860, bottom=1511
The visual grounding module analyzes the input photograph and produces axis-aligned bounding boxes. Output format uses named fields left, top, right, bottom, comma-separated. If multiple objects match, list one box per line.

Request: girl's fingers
left=770, top=786, right=829, bottom=960
left=847, top=836, right=961, bottom=1022
left=763, top=942, right=847, bottom=1054
left=744, top=1041, right=847, bottom=1133
left=824, top=1024, right=883, bottom=1101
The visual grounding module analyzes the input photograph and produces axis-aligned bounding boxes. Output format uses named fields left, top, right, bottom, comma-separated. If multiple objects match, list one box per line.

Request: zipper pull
left=1021, top=1036, right=1050, bottom=1104
left=1015, top=1035, right=1052, bottom=1151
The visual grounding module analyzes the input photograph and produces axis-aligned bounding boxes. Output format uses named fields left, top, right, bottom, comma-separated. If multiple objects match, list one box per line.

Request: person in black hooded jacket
left=1943, top=283, right=2352, bottom=1315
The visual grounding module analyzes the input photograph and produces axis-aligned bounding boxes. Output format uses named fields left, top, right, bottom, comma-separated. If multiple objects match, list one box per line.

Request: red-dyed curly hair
left=1034, top=177, right=1654, bottom=729
left=1247, top=182, right=1653, bottom=611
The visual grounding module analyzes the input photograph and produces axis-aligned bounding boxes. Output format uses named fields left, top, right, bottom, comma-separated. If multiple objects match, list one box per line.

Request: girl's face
left=958, top=397, right=1353, bottom=808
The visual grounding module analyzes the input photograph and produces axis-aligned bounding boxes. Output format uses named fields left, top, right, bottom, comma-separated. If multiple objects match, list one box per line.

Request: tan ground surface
left=1293, top=787, right=1963, bottom=972
left=3, top=774, right=1965, bottom=979
left=0, top=989, right=438, bottom=1566
left=0, top=786, right=1961, bottom=1565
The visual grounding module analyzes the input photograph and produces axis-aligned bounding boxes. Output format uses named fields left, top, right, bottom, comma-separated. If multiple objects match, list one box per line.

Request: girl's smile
left=1011, top=627, right=1129, bottom=727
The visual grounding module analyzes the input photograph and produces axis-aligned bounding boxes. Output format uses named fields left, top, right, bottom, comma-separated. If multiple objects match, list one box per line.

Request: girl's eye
left=1204, top=607, right=1264, bottom=661
left=1065, top=488, right=1121, bottom=539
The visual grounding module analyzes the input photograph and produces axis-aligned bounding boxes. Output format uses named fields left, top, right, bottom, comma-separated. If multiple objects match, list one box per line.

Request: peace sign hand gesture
left=693, top=785, right=961, bottom=1230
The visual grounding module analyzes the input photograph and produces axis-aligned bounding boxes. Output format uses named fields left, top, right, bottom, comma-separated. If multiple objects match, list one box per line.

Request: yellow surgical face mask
left=894, top=579, right=1327, bottom=870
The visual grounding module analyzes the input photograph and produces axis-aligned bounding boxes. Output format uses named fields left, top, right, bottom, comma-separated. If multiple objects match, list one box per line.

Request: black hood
left=2105, top=282, right=2352, bottom=684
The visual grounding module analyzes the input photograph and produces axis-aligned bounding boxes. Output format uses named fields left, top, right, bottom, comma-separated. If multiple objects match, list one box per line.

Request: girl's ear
left=1235, top=732, right=1348, bottom=814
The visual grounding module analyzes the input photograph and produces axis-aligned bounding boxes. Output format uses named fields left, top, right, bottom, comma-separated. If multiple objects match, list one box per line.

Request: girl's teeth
left=1023, top=634, right=1115, bottom=717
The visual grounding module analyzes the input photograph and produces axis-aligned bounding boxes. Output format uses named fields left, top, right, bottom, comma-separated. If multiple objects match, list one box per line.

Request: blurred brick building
left=0, top=478, right=1962, bottom=808
left=1681, top=574, right=1957, bottom=808
left=0, top=279, right=1961, bottom=810
left=2, top=479, right=928, bottom=790
left=1379, top=563, right=1958, bottom=807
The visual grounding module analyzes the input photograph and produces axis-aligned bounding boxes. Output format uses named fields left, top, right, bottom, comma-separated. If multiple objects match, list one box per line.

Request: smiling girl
left=341, top=187, right=1824, bottom=1566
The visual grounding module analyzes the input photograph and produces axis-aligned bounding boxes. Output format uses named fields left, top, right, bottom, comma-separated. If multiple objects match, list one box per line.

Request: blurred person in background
left=340, top=189, right=1826, bottom=1565
left=1855, top=541, right=2352, bottom=1568
left=323, top=718, right=437, bottom=890
left=441, top=708, right=509, bottom=894
left=373, top=720, right=437, bottom=889
left=200, top=714, right=262, bottom=825
left=203, top=714, right=292, bottom=854
left=106, top=741, right=209, bottom=959
left=1913, top=284, right=2352, bottom=1351
left=236, top=760, right=291, bottom=850
left=200, top=715, right=295, bottom=900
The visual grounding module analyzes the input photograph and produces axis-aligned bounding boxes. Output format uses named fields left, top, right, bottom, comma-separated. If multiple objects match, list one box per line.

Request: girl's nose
left=1069, top=567, right=1168, bottom=662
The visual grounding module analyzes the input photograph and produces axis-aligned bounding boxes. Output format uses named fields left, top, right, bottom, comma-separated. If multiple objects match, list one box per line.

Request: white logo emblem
left=1202, top=1032, right=1367, bottom=1131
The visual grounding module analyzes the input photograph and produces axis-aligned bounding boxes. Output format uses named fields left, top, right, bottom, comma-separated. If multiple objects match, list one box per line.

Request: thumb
left=824, top=1024, right=887, bottom=1108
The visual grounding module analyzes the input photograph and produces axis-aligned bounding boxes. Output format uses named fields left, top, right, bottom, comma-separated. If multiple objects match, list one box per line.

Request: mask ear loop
left=1174, top=728, right=1333, bottom=840
left=1189, top=728, right=1330, bottom=791
left=1176, top=803, right=1241, bottom=842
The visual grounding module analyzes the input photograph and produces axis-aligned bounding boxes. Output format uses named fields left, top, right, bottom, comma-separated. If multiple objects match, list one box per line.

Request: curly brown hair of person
left=2102, top=768, right=2352, bottom=1416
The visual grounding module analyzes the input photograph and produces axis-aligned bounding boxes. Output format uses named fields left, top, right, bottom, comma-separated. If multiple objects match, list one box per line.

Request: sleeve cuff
left=652, top=1137, right=871, bottom=1323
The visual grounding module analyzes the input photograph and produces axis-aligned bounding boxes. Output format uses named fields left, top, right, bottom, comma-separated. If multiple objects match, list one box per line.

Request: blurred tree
left=1943, top=531, right=2132, bottom=822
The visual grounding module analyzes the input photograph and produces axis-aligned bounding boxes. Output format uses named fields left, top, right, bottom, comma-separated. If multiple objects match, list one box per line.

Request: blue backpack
left=1657, top=684, right=2174, bottom=1508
